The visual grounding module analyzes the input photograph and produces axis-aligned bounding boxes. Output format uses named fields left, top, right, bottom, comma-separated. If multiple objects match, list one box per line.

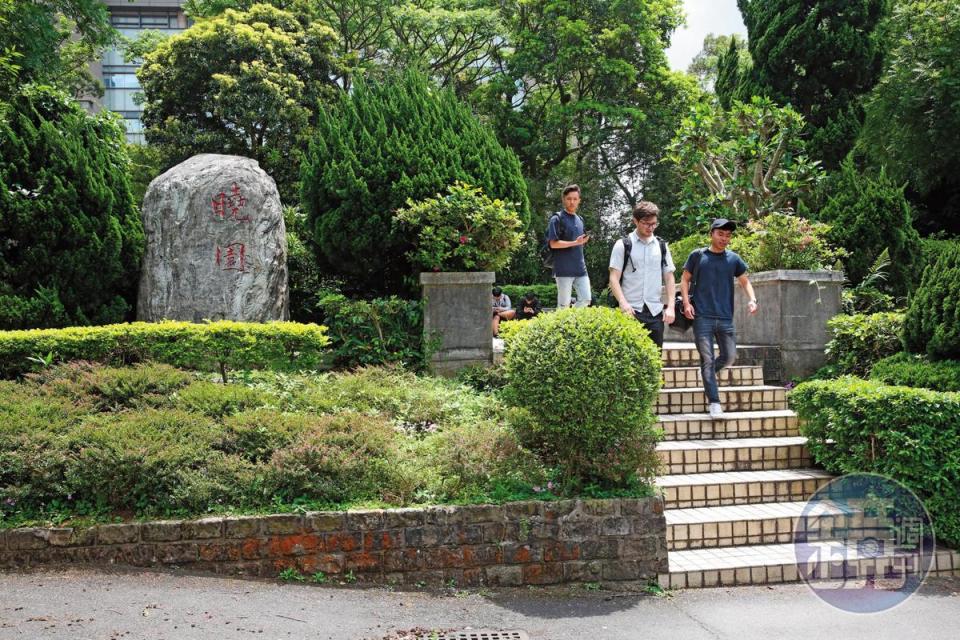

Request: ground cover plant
left=0, top=362, right=561, bottom=529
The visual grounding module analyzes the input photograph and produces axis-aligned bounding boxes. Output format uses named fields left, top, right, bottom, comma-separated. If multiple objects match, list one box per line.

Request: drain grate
left=416, top=632, right=528, bottom=640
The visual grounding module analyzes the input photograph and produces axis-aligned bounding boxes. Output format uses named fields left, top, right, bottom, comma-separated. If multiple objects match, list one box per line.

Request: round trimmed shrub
left=903, top=243, right=960, bottom=359
left=502, top=307, right=662, bottom=488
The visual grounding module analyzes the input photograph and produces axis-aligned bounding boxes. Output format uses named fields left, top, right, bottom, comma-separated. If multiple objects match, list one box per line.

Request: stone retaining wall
left=0, top=498, right=667, bottom=587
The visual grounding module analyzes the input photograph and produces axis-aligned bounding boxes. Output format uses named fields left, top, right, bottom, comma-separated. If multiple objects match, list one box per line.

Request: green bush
left=173, top=381, right=270, bottom=418
left=824, top=312, right=904, bottom=376
left=301, top=71, right=529, bottom=296
left=0, top=85, right=143, bottom=329
left=820, top=159, right=921, bottom=296
left=63, top=409, right=220, bottom=513
left=455, top=363, right=507, bottom=393
left=790, top=377, right=960, bottom=546
left=317, top=294, right=426, bottom=369
left=502, top=307, right=662, bottom=488
left=919, top=237, right=960, bottom=273
left=395, top=182, right=523, bottom=273
left=0, top=321, right=330, bottom=380
left=729, top=213, right=845, bottom=272
left=903, top=243, right=960, bottom=359
left=668, top=234, right=709, bottom=271
left=31, top=362, right=192, bottom=412
left=497, top=284, right=558, bottom=308
left=869, top=352, right=960, bottom=392
left=260, top=412, right=401, bottom=505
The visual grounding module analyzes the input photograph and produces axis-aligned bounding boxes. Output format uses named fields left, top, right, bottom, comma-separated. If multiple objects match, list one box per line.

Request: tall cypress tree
left=301, top=72, right=529, bottom=296
left=735, top=0, right=890, bottom=168
left=0, top=85, right=144, bottom=329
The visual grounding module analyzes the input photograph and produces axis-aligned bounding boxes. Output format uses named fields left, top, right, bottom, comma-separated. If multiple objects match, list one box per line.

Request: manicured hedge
left=869, top=352, right=960, bottom=392
left=0, top=321, right=329, bottom=381
left=791, top=377, right=960, bottom=546
left=824, top=312, right=904, bottom=376
left=503, top=307, right=662, bottom=488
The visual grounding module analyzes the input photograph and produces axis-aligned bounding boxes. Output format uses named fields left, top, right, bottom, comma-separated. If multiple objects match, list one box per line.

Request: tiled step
left=665, top=500, right=871, bottom=550
left=656, top=385, right=787, bottom=414
left=662, top=365, right=764, bottom=389
left=657, top=469, right=835, bottom=510
left=659, top=543, right=960, bottom=589
left=661, top=344, right=783, bottom=381
left=659, top=410, right=800, bottom=440
left=656, top=437, right=810, bottom=474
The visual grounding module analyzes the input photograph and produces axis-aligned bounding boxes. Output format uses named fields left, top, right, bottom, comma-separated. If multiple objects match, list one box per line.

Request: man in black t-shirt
left=680, top=219, right=759, bottom=419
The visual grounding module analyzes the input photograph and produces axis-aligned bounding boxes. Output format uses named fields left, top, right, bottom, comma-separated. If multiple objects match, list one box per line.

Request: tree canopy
left=723, top=0, right=890, bottom=169
left=137, top=3, right=338, bottom=201
left=859, top=0, right=960, bottom=233
left=667, top=97, right=823, bottom=224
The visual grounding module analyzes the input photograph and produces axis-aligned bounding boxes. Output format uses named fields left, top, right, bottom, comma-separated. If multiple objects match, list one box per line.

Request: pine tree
left=820, top=158, right=920, bottom=296
left=903, top=245, right=960, bottom=360
left=735, top=0, right=890, bottom=168
left=300, top=72, right=529, bottom=296
left=0, top=85, right=144, bottom=329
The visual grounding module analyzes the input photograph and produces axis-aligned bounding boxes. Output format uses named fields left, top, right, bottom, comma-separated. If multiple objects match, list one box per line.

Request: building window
left=100, top=8, right=188, bottom=143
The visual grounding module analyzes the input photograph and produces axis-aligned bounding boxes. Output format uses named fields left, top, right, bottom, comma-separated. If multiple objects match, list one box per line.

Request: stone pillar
left=734, top=270, right=844, bottom=381
left=420, top=271, right=495, bottom=376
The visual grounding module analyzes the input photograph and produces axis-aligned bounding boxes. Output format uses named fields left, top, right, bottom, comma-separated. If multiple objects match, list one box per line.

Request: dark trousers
left=633, top=306, right=664, bottom=348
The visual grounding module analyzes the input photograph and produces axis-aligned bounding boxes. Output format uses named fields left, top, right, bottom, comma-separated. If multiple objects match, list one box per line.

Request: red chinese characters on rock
left=215, top=243, right=247, bottom=273
left=211, top=182, right=249, bottom=222
left=212, top=182, right=253, bottom=274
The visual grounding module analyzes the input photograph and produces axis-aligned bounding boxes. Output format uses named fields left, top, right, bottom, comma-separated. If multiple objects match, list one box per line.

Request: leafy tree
left=688, top=33, right=748, bottom=93
left=185, top=0, right=505, bottom=94
left=474, top=0, right=684, bottom=199
left=859, top=0, right=960, bottom=234
left=729, top=0, right=890, bottom=169
left=714, top=35, right=751, bottom=109
left=137, top=4, right=338, bottom=201
left=0, top=85, right=144, bottom=329
left=300, top=72, right=528, bottom=295
left=820, top=157, right=920, bottom=296
left=667, top=96, right=823, bottom=224
left=0, top=0, right=116, bottom=99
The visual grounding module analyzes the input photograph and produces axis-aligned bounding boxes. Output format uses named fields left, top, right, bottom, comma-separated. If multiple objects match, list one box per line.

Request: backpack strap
left=689, top=247, right=706, bottom=296
left=657, top=236, right=668, bottom=270
left=619, top=235, right=634, bottom=281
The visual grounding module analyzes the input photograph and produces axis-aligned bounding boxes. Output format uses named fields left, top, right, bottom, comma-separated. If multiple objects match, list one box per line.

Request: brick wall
left=0, top=498, right=667, bottom=587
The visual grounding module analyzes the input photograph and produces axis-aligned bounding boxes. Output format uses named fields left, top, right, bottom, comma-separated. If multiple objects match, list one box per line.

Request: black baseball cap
left=710, top=218, right=737, bottom=231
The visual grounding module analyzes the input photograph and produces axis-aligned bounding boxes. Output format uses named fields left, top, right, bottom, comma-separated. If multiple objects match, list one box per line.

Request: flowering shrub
left=394, top=182, right=523, bottom=272
left=729, top=213, right=845, bottom=272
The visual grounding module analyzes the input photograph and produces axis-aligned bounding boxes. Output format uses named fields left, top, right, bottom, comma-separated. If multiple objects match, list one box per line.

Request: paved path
left=1, top=568, right=958, bottom=639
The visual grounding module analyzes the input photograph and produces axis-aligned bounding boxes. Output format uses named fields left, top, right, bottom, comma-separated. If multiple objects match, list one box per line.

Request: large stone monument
left=137, top=154, right=289, bottom=322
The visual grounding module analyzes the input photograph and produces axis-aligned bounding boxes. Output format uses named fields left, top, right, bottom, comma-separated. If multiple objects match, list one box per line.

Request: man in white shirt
left=608, top=201, right=676, bottom=347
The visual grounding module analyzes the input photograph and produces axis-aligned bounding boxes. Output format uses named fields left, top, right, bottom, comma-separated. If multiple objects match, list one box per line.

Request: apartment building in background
left=83, top=0, right=189, bottom=143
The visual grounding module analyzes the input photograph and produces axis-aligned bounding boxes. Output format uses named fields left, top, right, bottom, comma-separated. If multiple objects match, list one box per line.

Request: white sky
left=666, top=0, right=747, bottom=72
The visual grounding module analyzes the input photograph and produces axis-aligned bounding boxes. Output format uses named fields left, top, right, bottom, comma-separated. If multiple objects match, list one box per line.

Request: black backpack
left=540, top=211, right=568, bottom=270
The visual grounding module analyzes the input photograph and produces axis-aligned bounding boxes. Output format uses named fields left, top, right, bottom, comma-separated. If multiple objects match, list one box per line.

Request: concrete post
left=734, top=270, right=845, bottom=381
left=420, top=271, right=495, bottom=377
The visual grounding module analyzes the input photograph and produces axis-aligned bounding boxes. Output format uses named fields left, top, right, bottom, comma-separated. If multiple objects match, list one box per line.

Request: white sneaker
left=708, top=403, right=724, bottom=419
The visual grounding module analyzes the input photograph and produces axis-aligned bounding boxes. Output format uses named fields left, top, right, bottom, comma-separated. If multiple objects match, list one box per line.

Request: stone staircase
left=654, top=342, right=959, bottom=589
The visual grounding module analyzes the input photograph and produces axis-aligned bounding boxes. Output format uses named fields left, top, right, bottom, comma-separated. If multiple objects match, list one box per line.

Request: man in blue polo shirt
left=680, top=219, right=759, bottom=419
left=547, top=184, right=591, bottom=308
